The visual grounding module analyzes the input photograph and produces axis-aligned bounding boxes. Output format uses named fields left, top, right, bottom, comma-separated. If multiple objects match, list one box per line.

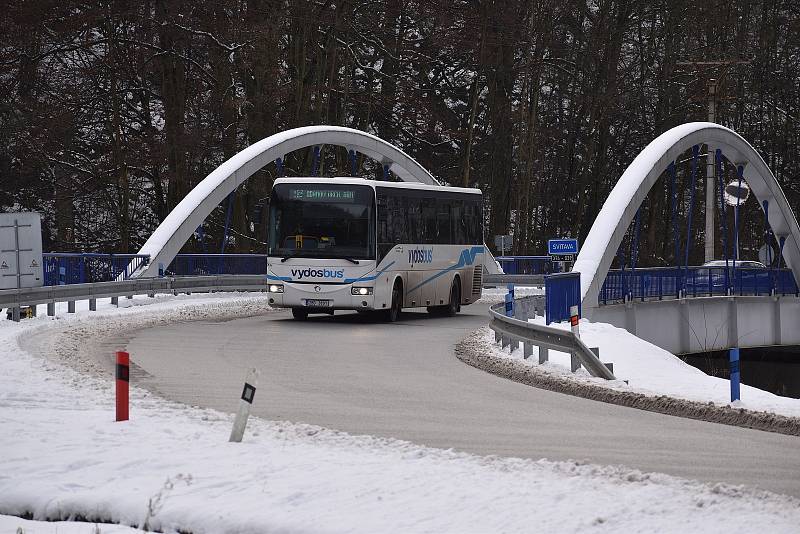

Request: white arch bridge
left=134, top=125, right=461, bottom=278
left=575, top=122, right=800, bottom=354
left=133, top=122, right=800, bottom=355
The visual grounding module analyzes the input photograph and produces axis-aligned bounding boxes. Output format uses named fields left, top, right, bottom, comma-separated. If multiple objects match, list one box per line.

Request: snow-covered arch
left=575, top=122, right=800, bottom=309
left=134, top=126, right=440, bottom=277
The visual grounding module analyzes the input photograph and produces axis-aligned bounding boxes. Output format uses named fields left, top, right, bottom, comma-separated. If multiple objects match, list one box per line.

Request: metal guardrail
left=496, top=256, right=561, bottom=275
left=484, top=274, right=544, bottom=286
left=0, top=272, right=536, bottom=321
left=487, top=296, right=616, bottom=380
left=0, top=275, right=271, bottom=320
left=1, top=271, right=538, bottom=309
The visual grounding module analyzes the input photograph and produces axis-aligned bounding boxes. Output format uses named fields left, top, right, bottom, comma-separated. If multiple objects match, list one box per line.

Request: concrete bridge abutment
left=589, top=295, right=800, bottom=355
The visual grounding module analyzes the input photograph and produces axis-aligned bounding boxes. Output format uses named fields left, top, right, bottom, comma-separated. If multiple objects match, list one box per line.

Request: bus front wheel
left=291, top=308, right=308, bottom=321
left=384, top=282, right=403, bottom=322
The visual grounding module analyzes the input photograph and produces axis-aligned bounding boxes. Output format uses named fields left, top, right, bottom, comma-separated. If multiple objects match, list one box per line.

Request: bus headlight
left=351, top=286, right=373, bottom=296
left=269, top=284, right=284, bottom=293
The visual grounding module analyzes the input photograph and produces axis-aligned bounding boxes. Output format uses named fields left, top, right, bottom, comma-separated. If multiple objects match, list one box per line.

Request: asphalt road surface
left=119, top=303, right=800, bottom=496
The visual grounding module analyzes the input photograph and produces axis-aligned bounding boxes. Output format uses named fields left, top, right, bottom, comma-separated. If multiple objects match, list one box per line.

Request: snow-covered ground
left=486, top=316, right=800, bottom=418
left=478, top=285, right=543, bottom=303
left=2, top=293, right=800, bottom=533
left=0, top=514, right=140, bottom=533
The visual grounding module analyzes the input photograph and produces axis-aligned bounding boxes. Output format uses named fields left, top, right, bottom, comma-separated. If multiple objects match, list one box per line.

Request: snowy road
left=117, top=303, right=800, bottom=496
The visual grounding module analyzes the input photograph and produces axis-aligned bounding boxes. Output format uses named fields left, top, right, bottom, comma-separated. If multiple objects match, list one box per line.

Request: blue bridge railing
left=43, top=253, right=150, bottom=285
left=39, top=254, right=799, bottom=306
left=600, top=266, right=799, bottom=304
left=497, top=256, right=561, bottom=275
left=167, top=254, right=267, bottom=276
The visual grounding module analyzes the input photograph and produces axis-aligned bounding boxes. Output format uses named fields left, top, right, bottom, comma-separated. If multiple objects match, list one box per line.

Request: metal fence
left=600, top=266, right=799, bottom=304
left=43, top=253, right=150, bottom=285
left=168, top=254, right=267, bottom=276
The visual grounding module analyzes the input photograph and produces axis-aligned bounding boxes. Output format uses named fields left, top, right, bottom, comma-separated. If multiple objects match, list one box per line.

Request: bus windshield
left=268, top=183, right=375, bottom=260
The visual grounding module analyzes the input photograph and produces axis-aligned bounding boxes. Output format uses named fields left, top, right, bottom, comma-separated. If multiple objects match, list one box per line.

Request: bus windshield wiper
left=280, top=252, right=298, bottom=262
left=341, top=257, right=360, bottom=265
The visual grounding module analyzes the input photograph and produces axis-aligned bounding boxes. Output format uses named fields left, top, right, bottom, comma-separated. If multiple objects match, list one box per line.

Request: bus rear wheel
left=291, top=308, right=308, bottom=321
left=445, top=279, right=461, bottom=317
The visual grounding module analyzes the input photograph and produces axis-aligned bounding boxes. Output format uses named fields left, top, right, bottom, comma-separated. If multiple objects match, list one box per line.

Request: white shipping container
left=0, top=212, right=44, bottom=290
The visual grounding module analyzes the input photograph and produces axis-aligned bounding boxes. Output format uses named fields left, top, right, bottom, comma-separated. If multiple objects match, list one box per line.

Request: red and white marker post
left=569, top=305, right=580, bottom=336
left=116, top=351, right=129, bottom=421
left=569, top=305, right=581, bottom=372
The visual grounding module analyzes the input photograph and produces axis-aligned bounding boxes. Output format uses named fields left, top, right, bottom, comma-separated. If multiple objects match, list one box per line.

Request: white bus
left=266, top=177, right=484, bottom=321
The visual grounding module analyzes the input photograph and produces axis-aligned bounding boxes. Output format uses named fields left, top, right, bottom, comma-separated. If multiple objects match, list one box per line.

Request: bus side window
left=377, top=193, right=388, bottom=248
left=422, top=198, right=436, bottom=244
left=465, top=200, right=481, bottom=244
left=407, top=196, right=422, bottom=243
left=436, top=200, right=452, bottom=244
left=451, top=199, right=466, bottom=244
left=391, top=193, right=408, bottom=243
left=377, top=190, right=409, bottom=260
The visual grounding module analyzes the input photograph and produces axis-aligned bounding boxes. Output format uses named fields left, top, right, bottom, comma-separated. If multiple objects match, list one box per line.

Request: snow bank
left=2, top=294, right=800, bottom=533
left=0, top=514, right=140, bottom=533
left=483, top=316, right=800, bottom=420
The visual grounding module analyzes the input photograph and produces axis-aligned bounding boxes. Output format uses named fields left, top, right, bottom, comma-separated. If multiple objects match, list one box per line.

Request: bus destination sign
left=289, top=188, right=355, bottom=203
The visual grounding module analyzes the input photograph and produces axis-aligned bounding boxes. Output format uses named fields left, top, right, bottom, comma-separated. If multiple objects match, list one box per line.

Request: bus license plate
left=305, top=299, right=330, bottom=307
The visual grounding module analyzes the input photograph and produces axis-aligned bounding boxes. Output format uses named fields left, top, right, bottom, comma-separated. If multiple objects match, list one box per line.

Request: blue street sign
left=548, top=239, right=579, bottom=256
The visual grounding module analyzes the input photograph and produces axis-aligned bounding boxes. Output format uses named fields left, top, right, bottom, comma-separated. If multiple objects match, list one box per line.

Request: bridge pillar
left=679, top=299, right=690, bottom=354
left=727, top=297, right=739, bottom=349
left=773, top=296, right=782, bottom=345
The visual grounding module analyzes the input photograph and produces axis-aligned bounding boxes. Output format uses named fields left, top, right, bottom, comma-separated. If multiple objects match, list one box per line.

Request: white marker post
left=229, top=368, right=259, bottom=443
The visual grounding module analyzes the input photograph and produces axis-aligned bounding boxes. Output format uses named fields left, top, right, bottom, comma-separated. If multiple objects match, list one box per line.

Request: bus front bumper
left=267, top=283, right=376, bottom=311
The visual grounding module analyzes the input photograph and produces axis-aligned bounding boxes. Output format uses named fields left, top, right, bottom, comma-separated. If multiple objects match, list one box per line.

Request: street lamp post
left=724, top=163, right=750, bottom=261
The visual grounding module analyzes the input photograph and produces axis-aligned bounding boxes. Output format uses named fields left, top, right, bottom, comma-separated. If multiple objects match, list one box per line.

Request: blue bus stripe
left=408, top=246, right=484, bottom=293
left=268, top=261, right=397, bottom=284
left=344, top=261, right=396, bottom=283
